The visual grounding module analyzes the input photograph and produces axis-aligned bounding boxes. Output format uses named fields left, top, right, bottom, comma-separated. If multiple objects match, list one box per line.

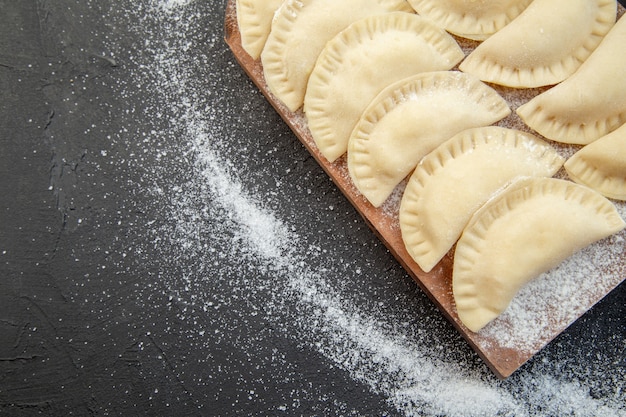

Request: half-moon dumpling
left=565, top=123, right=626, bottom=200
left=237, top=0, right=285, bottom=60
left=516, top=14, right=626, bottom=144
left=347, top=71, right=510, bottom=208
left=453, top=177, right=626, bottom=332
left=406, top=0, right=532, bottom=41
left=458, top=0, right=617, bottom=88
left=304, top=12, right=464, bottom=163
left=261, top=0, right=413, bottom=112
left=400, top=127, right=564, bottom=273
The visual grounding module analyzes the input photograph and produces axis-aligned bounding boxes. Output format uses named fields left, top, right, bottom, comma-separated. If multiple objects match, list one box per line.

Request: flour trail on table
left=107, top=1, right=626, bottom=416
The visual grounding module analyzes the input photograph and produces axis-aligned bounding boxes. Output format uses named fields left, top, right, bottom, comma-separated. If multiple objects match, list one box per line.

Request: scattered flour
left=159, top=0, right=191, bottom=12
left=110, top=1, right=626, bottom=415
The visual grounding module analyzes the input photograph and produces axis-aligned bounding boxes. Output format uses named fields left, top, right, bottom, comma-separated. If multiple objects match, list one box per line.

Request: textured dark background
left=1, top=1, right=625, bottom=416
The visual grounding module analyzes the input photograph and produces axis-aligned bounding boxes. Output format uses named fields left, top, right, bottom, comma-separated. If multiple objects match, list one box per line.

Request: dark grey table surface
left=1, top=1, right=625, bottom=416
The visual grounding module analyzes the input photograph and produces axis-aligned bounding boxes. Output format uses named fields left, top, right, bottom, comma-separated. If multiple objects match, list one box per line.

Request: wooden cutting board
left=224, top=0, right=626, bottom=378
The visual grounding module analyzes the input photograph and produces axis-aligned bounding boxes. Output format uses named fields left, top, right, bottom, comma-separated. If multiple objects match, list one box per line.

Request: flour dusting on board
left=112, top=0, right=626, bottom=415
left=481, top=230, right=626, bottom=353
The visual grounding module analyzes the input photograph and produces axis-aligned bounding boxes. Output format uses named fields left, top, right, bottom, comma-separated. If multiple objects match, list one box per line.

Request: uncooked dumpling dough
left=453, top=177, right=626, bottom=332
left=237, top=0, right=284, bottom=60
left=517, top=14, right=626, bottom=144
left=400, top=127, right=564, bottom=273
left=406, top=0, right=532, bottom=40
left=305, top=12, right=464, bottom=163
left=459, top=0, right=617, bottom=88
left=261, top=0, right=413, bottom=112
left=348, top=71, right=510, bottom=208
left=565, top=123, right=626, bottom=200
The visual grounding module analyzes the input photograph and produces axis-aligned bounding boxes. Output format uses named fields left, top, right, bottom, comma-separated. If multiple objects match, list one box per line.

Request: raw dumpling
left=453, top=177, right=626, bottom=332
left=517, top=14, right=626, bottom=144
left=459, top=0, right=617, bottom=88
left=406, top=0, right=532, bottom=40
left=565, top=123, right=626, bottom=200
left=304, top=12, right=464, bottom=163
left=261, top=0, right=413, bottom=112
left=400, top=127, right=564, bottom=273
left=347, top=71, right=510, bottom=208
left=236, top=0, right=284, bottom=60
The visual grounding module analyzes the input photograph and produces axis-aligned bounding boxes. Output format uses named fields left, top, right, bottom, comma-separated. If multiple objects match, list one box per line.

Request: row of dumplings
left=238, top=0, right=626, bottom=189
left=236, top=0, right=626, bottom=332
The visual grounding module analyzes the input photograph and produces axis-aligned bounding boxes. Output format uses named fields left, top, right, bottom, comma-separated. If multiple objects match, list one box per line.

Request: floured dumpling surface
left=400, top=127, right=564, bottom=273
left=407, top=0, right=532, bottom=40
left=348, top=71, right=510, bottom=208
left=261, top=0, right=413, bottom=112
left=517, top=14, right=626, bottom=144
left=459, top=0, right=617, bottom=88
left=305, top=12, right=464, bottom=163
left=237, top=0, right=284, bottom=60
left=565, top=123, right=626, bottom=200
left=453, top=177, right=626, bottom=332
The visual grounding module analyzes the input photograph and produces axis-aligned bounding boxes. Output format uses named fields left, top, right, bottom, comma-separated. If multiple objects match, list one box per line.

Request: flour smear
left=113, top=1, right=626, bottom=416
